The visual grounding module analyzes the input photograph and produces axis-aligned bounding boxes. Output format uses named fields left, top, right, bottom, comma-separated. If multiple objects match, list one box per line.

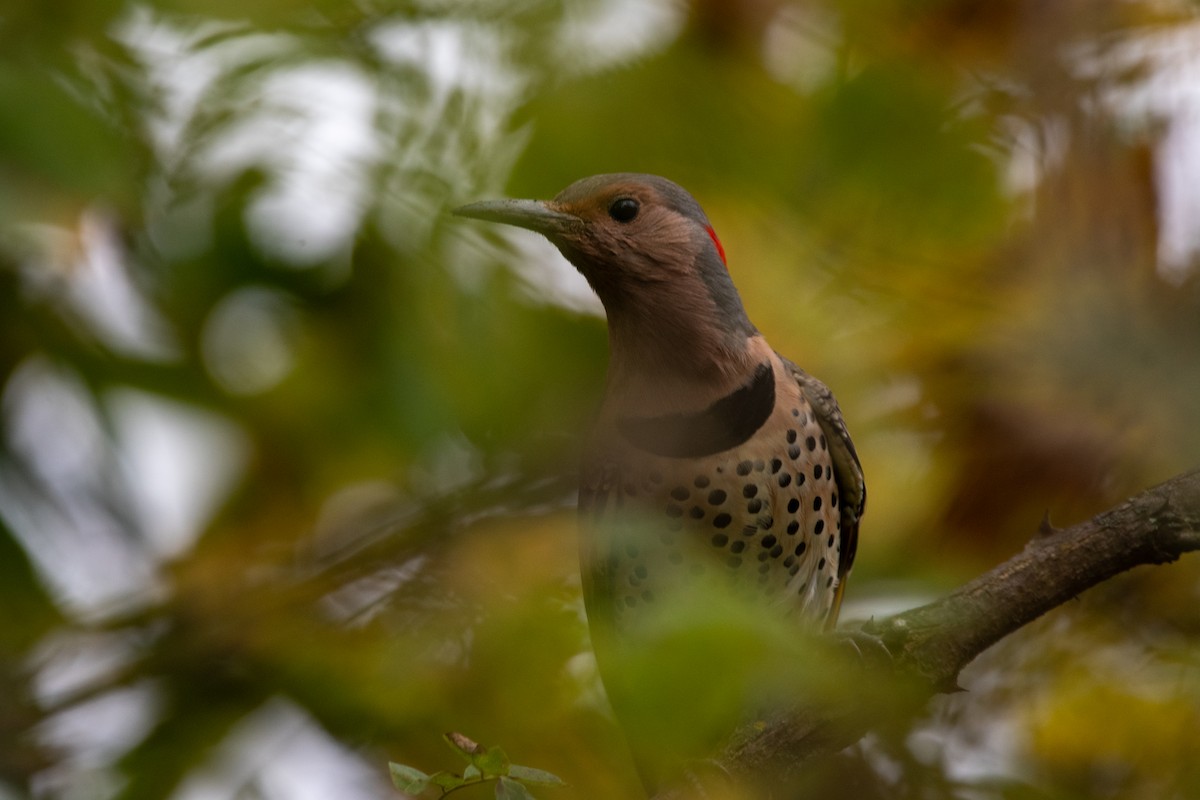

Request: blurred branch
left=655, top=468, right=1200, bottom=797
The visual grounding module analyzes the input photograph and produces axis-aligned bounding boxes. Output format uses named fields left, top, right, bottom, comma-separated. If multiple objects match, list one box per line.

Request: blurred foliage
left=389, top=731, right=565, bottom=798
left=1, top=0, right=1199, bottom=799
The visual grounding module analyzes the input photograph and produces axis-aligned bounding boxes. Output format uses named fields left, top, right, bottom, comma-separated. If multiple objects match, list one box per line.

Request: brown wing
left=779, top=357, right=866, bottom=627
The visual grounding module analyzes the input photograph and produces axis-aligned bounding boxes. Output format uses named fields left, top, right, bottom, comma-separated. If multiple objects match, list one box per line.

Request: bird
left=455, top=173, right=865, bottom=788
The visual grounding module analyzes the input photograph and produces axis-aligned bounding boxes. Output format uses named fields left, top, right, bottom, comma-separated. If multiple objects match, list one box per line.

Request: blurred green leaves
left=389, top=732, right=565, bottom=798
left=0, top=64, right=134, bottom=214
left=799, top=63, right=1005, bottom=252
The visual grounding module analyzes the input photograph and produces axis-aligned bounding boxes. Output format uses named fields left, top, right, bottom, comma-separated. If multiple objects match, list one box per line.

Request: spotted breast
left=579, top=350, right=858, bottom=636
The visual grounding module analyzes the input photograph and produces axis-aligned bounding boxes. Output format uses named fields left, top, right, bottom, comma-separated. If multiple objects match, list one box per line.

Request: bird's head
left=455, top=174, right=757, bottom=380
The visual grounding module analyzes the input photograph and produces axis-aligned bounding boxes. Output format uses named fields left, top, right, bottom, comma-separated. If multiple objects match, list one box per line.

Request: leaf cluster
left=390, top=733, right=565, bottom=800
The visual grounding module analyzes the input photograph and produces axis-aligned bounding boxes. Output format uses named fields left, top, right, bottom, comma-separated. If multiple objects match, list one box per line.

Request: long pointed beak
left=452, top=199, right=581, bottom=236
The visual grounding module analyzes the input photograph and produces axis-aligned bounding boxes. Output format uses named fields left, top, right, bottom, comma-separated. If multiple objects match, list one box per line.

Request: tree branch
left=653, top=468, right=1200, bottom=796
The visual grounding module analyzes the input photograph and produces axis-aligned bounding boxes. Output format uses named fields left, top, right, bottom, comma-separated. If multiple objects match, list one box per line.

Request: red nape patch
left=706, top=225, right=727, bottom=266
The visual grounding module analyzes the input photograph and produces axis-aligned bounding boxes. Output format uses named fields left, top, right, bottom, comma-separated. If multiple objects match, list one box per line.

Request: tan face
left=544, top=179, right=704, bottom=291
left=453, top=173, right=754, bottom=371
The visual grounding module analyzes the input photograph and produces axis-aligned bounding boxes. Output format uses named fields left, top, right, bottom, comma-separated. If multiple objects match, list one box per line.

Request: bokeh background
left=2, top=1, right=1199, bottom=798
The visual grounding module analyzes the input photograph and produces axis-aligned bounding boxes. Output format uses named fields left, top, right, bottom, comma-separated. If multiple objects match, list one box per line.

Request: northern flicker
left=455, top=174, right=865, bottom=785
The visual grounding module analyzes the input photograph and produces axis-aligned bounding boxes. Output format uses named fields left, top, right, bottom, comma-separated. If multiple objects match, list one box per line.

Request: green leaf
left=507, top=765, right=565, bottom=787
left=389, top=763, right=431, bottom=794
left=474, top=745, right=510, bottom=778
left=494, top=777, right=537, bottom=800
left=463, top=764, right=482, bottom=782
left=428, top=771, right=467, bottom=791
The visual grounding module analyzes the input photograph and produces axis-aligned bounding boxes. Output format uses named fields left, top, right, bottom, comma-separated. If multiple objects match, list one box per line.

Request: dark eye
left=608, top=197, right=639, bottom=223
